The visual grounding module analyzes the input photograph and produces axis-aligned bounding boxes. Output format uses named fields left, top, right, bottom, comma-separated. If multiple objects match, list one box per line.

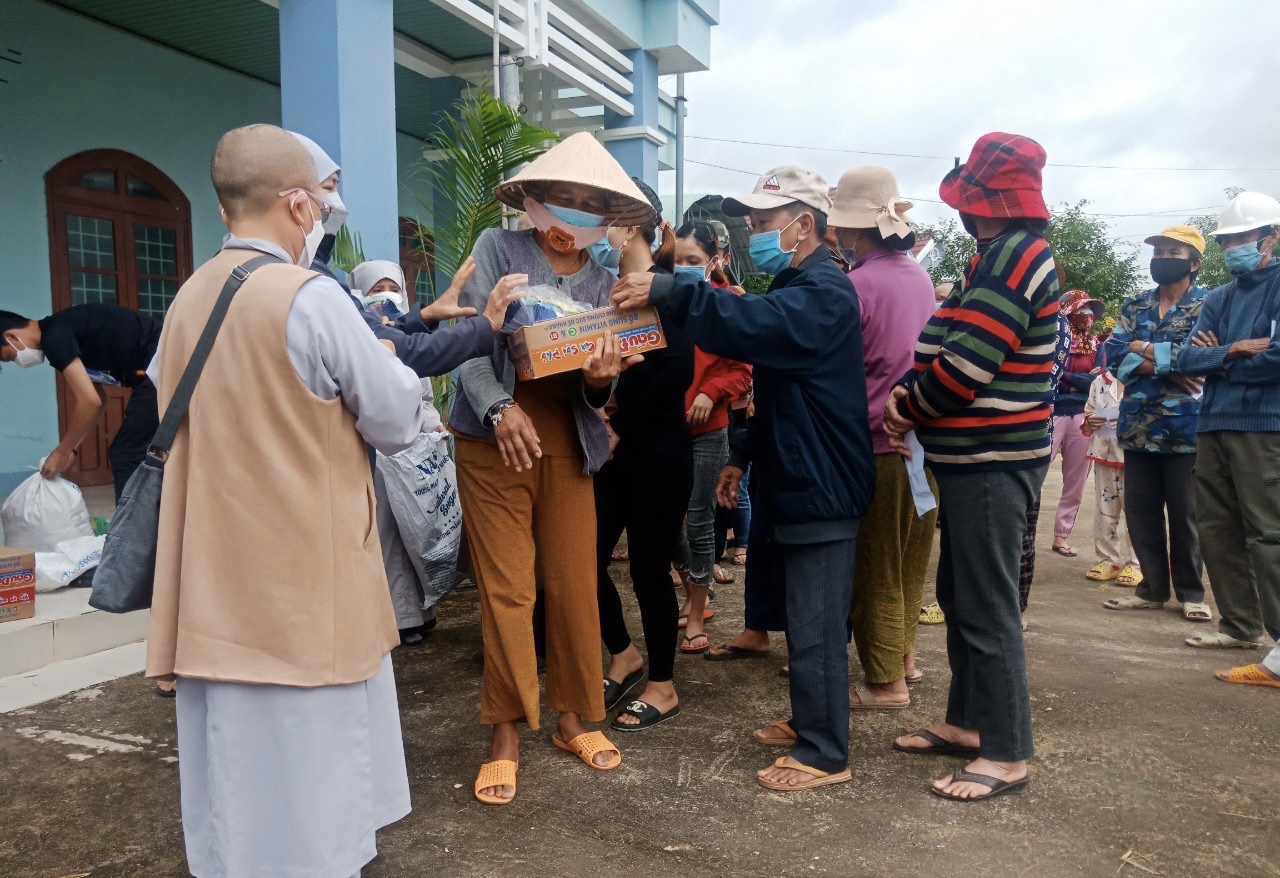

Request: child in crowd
left=1081, top=369, right=1142, bottom=586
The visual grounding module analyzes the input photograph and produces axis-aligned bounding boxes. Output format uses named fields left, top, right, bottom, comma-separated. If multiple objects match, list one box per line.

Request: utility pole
left=675, top=73, right=686, bottom=227
left=498, top=53, right=524, bottom=231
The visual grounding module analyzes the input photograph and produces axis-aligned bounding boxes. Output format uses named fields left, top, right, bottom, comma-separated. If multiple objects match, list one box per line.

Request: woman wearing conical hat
left=448, top=133, right=656, bottom=804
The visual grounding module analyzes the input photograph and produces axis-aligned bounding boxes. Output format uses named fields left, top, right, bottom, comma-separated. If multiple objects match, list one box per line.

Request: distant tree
left=912, top=217, right=976, bottom=285
left=1048, top=201, right=1140, bottom=317
left=1185, top=187, right=1250, bottom=291
left=916, top=204, right=1140, bottom=318
left=1185, top=214, right=1231, bottom=290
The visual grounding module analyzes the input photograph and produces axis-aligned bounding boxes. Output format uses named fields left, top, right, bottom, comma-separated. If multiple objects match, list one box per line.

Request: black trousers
left=935, top=465, right=1046, bottom=762
left=108, top=379, right=159, bottom=504
left=595, top=439, right=693, bottom=684
left=1124, top=450, right=1203, bottom=603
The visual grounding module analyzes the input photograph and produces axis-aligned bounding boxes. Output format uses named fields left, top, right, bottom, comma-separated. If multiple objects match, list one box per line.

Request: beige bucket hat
left=494, top=132, right=656, bottom=227
left=829, top=166, right=914, bottom=237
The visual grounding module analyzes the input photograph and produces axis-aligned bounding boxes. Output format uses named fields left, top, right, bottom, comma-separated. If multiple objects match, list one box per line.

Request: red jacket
left=685, top=346, right=752, bottom=436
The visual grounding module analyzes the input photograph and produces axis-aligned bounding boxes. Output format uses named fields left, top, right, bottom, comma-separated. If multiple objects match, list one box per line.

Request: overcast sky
left=659, top=0, right=1280, bottom=265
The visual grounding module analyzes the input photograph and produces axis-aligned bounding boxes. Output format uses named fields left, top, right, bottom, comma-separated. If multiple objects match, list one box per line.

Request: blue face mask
left=674, top=264, right=707, bottom=281
left=587, top=238, right=622, bottom=274
left=748, top=215, right=800, bottom=275
left=1223, top=240, right=1265, bottom=276
left=545, top=203, right=604, bottom=228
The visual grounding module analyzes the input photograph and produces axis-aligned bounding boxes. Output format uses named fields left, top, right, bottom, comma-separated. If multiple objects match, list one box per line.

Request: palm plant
left=410, top=90, right=559, bottom=420
left=413, top=90, right=559, bottom=288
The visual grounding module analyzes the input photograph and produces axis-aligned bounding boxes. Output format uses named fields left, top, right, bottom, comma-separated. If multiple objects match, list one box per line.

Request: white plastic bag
left=376, top=433, right=462, bottom=605
left=34, top=535, right=105, bottom=592
left=1, top=470, right=94, bottom=552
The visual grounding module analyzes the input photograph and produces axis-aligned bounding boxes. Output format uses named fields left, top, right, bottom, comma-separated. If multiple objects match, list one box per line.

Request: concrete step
left=0, top=587, right=149, bottom=679
left=0, top=641, right=145, bottom=713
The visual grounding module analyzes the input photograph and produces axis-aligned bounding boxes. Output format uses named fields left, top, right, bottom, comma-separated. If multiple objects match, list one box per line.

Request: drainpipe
left=674, top=73, right=686, bottom=226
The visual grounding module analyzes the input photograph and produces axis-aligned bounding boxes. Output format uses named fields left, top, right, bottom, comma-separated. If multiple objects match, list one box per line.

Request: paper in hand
left=903, top=431, right=937, bottom=518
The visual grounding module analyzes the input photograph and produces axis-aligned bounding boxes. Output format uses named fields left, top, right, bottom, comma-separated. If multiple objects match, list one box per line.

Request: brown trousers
left=851, top=453, right=938, bottom=683
left=454, top=435, right=604, bottom=727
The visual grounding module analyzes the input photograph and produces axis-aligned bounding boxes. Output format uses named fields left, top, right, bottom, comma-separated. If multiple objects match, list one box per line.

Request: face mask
left=1223, top=240, right=1265, bottom=276
left=674, top=264, right=707, bottom=281
left=1150, top=257, right=1193, bottom=286
left=523, top=197, right=608, bottom=253
left=292, top=196, right=325, bottom=267
left=546, top=203, right=604, bottom=228
left=837, top=230, right=860, bottom=268
left=7, top=335, right=45, bottom=369
left=748, top=215, right=801, bottom=276
left=587, top=238, right=622, bottom=274
left=320, top=192, right=348, bottom=235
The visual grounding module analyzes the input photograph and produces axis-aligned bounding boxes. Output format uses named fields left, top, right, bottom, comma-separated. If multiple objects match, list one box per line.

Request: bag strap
left=150, top=254, right=282, bottom=455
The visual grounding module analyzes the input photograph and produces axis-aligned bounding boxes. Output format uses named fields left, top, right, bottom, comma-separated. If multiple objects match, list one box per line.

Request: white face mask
left=6, top=335, right=45, bottom=369
left=287, top=193, right=325, bottom=267
left=321, top=191, right=348, bottom=235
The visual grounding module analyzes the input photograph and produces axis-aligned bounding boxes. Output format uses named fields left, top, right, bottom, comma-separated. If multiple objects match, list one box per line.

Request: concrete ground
left=2, top=464, right=1278, bottom=878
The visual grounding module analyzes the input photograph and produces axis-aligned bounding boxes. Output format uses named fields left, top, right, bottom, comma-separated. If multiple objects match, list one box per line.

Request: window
left=399, top=216, right=434, bottom=302
left=46, top=149, right=193, bottom=318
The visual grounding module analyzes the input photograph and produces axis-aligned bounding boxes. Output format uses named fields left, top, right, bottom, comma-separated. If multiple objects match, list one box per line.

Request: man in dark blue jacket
left=612, top=166, right=873, bottom=791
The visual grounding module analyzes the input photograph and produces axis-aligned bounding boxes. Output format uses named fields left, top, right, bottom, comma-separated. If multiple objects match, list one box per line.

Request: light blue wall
left=0, top=0, right=284, bottom=494
left=280, top=0, right=401, bottom=260
left=0, top=1, right=431, bottom=496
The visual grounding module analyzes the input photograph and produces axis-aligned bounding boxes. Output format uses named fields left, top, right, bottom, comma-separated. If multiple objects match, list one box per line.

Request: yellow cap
left=1144, top=225, right=1205, bottom=256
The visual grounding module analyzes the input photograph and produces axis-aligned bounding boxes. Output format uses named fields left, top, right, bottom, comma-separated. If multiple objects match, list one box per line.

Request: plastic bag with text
left=376, top=432, right=463, bottom=607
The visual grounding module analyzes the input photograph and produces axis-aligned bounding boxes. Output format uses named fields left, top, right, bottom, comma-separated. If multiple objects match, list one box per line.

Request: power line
left=686, top=135, right=1280, bottom=173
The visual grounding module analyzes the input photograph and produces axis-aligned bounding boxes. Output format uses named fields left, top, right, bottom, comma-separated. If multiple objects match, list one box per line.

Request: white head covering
left=350, top=260, right=406, bottom=296
left=288, top=131, right=340, bottom=183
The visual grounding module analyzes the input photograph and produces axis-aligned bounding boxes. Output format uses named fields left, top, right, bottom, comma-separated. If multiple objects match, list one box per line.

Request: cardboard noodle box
left=0, top=546, right=37, bottom=623
left=508, top=305, right=667, bottom=381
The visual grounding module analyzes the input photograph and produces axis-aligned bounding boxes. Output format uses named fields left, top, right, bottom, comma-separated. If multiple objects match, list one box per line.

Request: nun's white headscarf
left=288, top=131, right=340, bottom=183
left=350, top=260, right=406, bottom=296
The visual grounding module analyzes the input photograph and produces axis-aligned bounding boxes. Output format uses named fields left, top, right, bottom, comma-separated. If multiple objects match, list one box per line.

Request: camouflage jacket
left=1102, top=285, right=1208, bottom=453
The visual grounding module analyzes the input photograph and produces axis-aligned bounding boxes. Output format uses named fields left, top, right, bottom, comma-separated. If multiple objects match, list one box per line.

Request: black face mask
left=960, top=214, right=980, bottom=238
left=1150, top=257, right=1193, bottom=286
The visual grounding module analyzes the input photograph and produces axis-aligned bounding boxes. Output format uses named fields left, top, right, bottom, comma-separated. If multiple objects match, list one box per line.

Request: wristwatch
left=487, top=400, right=516, bottom=426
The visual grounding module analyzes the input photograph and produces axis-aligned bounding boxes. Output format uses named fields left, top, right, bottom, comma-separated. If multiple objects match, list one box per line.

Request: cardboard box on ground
left=508, top=305, right=667, bottom=381
left=0, top=547, right=37, bottom=623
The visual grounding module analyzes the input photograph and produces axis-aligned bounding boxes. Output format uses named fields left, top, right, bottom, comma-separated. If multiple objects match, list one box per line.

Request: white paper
left=903, top=432, right=937, bottom=518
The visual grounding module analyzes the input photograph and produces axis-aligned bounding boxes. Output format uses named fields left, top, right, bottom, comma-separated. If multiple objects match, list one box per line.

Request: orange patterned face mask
left=523, top=197, right=608, bottom=254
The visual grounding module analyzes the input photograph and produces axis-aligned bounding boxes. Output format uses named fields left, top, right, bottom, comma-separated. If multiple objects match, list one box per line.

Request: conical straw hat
left=495, top=132, right=656, bottom=227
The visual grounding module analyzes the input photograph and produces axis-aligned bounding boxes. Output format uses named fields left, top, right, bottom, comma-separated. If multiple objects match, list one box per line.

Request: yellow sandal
left=1115, top=565, right=1143, bottom=587
left=474, top=759, right=518, bottom=805
left=1085, top=562, right=1120, bottom=581
left=1214, top=664, right=1280, bottom=688
left=919, top=603, right=946, bottom=625
left=552, top=730, right=622, bottom=770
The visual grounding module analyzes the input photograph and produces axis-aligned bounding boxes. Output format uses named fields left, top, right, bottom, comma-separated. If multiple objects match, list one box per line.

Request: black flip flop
left=603, top=668, right=645, bottom=712
left=929, top=769, right=1029, bottom=802
left=610, top=699, right=681, bottom=732
left=893, top=728, right=980, bottom=758
left=703, top=644, right=770, bottom=662
left=1051, top=545, right=1077, bottom=557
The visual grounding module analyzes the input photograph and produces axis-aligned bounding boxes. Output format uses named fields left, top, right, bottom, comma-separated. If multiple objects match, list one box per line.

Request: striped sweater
left=898, top=229, right=1060, bottom=471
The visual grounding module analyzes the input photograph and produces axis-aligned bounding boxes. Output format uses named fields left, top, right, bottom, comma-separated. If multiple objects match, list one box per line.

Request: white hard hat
left=1213, top=191, right=1280, bottom=237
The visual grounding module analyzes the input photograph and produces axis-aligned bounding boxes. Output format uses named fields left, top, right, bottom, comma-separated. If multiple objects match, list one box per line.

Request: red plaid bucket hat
left=939, top=132, right=1049, bottom=221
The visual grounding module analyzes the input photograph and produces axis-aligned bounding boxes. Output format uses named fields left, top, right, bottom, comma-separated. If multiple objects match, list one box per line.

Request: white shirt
left=147, top=236, right=424, bottom=455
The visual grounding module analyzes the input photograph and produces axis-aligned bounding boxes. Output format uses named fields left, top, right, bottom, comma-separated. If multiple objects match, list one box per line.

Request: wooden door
left=45, top=151, right=192, bottom=488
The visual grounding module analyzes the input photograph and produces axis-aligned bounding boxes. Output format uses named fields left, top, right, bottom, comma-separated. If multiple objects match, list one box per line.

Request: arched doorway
left=44, top=150, right=193, bottom=487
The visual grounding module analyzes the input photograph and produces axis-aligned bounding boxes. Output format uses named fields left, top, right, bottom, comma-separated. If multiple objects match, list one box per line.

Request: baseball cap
left=722, top=165, right=833, bottom=217
left=1143, top=225, right=1205, bottom=256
